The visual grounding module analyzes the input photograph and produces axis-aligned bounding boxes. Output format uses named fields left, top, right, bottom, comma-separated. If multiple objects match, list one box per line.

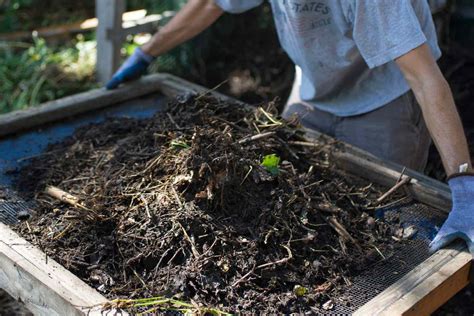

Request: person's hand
left=105, top=47, right=155, bottom=89
left=430, top=175, right=474, bottom=255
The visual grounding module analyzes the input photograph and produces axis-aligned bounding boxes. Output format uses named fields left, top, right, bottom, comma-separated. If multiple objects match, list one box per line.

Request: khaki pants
left=282, top=91, right=432, bottom=172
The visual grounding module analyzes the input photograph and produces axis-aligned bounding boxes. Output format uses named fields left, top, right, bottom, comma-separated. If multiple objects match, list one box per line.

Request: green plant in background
left=0, top=36, right=97, bottom=113
left=0, top=0, right=33, bottom=32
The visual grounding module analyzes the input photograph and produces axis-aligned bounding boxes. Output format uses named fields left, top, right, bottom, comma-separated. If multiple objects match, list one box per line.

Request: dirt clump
left=15, top=95, right=401, bottom=313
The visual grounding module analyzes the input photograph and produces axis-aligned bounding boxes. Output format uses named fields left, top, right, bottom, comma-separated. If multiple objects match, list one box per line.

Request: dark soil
left=0, top=290, right=31, bottom=316
left=13, top=96, right=403, bottom=314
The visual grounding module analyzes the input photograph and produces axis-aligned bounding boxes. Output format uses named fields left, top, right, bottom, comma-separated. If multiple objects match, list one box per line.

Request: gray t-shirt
left=214, top=0, right=441, bottom=116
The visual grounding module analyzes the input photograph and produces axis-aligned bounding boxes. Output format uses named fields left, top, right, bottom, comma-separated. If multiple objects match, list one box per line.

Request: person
left=106, top=0, right=473, bottom=256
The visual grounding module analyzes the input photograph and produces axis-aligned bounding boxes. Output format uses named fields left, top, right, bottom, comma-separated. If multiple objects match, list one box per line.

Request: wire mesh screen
left=321, top=203, right=447, bottom=314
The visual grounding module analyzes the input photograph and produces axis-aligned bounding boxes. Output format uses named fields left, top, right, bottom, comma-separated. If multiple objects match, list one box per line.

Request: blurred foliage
left=0, top=0, right=94, bottom=32
left=0, top=36, right=96, bottom=113
left=0, top=0, right=186, bottom=33
left=0, top=0, right=289, bottom=115
left=0, top=0, right=32, bottom=32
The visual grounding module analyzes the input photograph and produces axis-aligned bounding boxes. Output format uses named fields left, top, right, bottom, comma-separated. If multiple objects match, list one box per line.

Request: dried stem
left=237, top=131, right=276, bottom=144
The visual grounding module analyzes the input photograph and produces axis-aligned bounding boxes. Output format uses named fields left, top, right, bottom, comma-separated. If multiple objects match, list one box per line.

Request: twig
left=287, top=141, right=321, bottom=148
left=167, top=113, right=181, bottom=129
left=45, top=186, right=100, bottom=220
left=195, top=79, right=229, bottom=101
left=45, top=186, right=85, bottom=209
left=232, top=245, right=292, bottom=287
left=132, top=268, right=150, bottom=290
left=237, top=131, right=276, bottom=144
left=315, top=201, right=342, bottom=214
left=375, top=176, right=411, bottom=205
left=326, top=216, right=362, bottom=252
left=170, top=186, right=183, bottom=209
left=366, top=196, right=410, bottom=210
left=372, top=244, right=386, bottom=260
left=213, top=117, right=247, bottom=132
left=176, top=221, right=200, bottom=259
left=240, top=165, right=253, bottom=185
left=256, top=245, right=292, bottom=270
left=140, top=194, right=152, bottom=219
left=53, top=223, right=73, bottom=240
left=396, top=167, right=407, bottom=183
left=258, top=107, right=283, bottom=126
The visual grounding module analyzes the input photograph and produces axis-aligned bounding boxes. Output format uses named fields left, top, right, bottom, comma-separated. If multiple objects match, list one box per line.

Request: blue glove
left=105, top=47, right=155, bottom=90
left=430, top=175, right=474, bottom=255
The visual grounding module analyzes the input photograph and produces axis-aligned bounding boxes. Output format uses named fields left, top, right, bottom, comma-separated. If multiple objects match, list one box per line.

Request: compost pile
left=15, top=95, right=400, bottom=313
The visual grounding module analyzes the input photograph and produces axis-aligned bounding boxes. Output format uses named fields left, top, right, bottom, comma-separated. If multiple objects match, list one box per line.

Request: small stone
left=313, top=260, right=322, bottom=269
left=17, top=210, right=31, bottom=221
left=366, top=217, right=375, bottom=229
left=402, top=225, right=418, bottom=239
left=322, top=300, right=334, bottom=310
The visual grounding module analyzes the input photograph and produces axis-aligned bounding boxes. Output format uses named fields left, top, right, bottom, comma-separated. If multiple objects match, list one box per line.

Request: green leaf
left=261, top=154, right=280, bottom=175
left=170, top=140, right=190, bottom=149
left=293, top=285, right=308, bottom=297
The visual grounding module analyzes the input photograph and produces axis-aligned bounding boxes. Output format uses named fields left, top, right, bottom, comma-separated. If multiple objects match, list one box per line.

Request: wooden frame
left=0, top=74, right=470, bottom=315
left=354, top=241, right=471, bottom=316
left=0, top=223, right=112, bottom=316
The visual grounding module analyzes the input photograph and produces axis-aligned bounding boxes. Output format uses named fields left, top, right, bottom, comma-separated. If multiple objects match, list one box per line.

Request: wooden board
left=0, top=223, right=111, bottom=316
left=0, top=73, right=171, bottom=137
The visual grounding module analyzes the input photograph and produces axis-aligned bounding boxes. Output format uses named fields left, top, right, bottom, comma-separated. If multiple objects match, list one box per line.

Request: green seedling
left=261, top=154, right=280, bottom=175
left=170, top=140, right=190, bottom=149
left=293, top=285, right=308, bottom=297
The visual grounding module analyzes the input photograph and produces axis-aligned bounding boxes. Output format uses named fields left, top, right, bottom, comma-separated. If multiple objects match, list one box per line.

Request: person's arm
left=141, top=0, right=223, bottom=57
left=396, top=43, right=474, bottom=256
left=106, top=0, right=223, bottom=89
left=395, top=43, right=471, bottom=176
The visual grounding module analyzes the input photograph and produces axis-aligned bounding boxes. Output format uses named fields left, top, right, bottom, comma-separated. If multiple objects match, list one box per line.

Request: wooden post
left=96, top=0, right=125, bottom=84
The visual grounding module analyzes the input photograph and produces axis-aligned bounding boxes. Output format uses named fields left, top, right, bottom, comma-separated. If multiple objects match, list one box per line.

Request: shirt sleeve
left=351, top=0, right=435, bottom=69
left=214, top=0, right=263, bottom=14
